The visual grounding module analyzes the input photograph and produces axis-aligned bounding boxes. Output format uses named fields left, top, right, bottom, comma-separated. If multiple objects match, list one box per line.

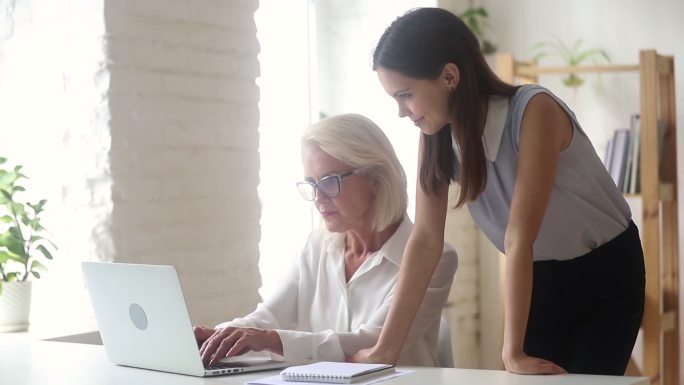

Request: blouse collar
left=450, top=96, right=510, bottom=162
left=323, top=215, right=411, bottom=268
left=482, top=96, right=509, bottom=161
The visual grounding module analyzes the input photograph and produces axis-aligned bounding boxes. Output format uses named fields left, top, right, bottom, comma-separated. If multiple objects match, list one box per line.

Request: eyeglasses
left=296, top=170, right=355, bottom=201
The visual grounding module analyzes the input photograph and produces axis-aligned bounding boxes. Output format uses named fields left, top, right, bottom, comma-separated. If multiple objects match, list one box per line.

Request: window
left=255, top=0, right=318, bottom=299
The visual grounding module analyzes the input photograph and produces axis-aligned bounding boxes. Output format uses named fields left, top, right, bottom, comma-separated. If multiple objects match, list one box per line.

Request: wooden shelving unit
left=496, top=50, right=679, bottom=385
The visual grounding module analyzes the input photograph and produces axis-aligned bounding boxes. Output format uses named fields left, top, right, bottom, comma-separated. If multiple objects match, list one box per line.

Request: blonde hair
left=302, top=113, right=407, bottom=231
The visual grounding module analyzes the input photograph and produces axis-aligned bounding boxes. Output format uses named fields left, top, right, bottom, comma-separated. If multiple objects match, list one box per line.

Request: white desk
left=0, top=340, right=648, bottom=385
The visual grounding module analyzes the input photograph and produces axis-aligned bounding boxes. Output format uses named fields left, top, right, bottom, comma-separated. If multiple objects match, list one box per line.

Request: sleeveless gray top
left=452, top=84, right=631, bottom=261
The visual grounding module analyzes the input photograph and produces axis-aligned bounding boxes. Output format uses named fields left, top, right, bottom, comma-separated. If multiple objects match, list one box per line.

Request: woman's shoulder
left=508, top=85, right=572, bottom=127
left=511, top=84, right=555, bottom=106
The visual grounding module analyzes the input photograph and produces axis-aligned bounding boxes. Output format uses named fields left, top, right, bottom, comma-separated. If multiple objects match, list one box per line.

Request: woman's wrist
left=501, top=342, right=524, bottom=363
left=372, top=340, right=401, bottom=364
left=266, top=329, right=284, bottom=356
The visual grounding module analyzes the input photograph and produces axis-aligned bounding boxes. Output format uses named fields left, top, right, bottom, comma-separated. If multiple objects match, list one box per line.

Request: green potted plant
left=531, top=36, right=611, bottom=88
left=0, top=157, right=55, bottom=332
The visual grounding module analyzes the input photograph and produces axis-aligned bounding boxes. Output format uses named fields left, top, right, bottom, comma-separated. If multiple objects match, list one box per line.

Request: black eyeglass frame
left=296, top=169, right=356, bottom=201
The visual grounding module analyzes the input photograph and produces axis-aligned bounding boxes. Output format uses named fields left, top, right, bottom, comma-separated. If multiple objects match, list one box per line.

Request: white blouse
left=216, top=216, right=458, bottom=366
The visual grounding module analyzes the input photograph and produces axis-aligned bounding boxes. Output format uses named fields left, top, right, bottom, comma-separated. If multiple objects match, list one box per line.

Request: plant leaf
left=4, top=229, right=27, bottom=258
left=460, top=7, right=487, bottom=18
left=0, top=231, right=11, bottom=246
left=11, top=203, right=26, bottom=216
left=36, top=244, right=54, bottom=260
left=4, top=250, right=24, bottom=264
left=8, top=226, right=24, bottom=240
left=0, top=250, right=11, bottom=264
left=574, top=48, right=610, bottom=65
left=28, top=199, right=47, bottom=214
left=0, top=189, right=12, bottom=202
left=31, top=260, right=47, bottom=272
left=31, top=271, right=41, bottom=279
left=0, top=172, right=20, bottom=187
left=459, top=7, right=489, bottom=38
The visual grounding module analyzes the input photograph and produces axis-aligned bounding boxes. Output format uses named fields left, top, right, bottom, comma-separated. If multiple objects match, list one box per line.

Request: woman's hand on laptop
left=193, top=325, right=216, bottom=347
left=197, top=326, right=284, bottom=367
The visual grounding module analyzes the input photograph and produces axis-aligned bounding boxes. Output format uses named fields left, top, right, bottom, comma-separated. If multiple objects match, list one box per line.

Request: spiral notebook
left=280, top=362, right=395, bottom=384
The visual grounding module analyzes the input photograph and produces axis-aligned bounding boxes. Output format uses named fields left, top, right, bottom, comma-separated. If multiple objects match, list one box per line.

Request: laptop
left=81, top=261, right=289, bottom=377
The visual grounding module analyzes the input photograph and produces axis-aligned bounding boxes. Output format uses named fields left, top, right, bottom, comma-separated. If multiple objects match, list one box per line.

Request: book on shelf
left=628, top=114, right=640, bottom=194
left=608, top=128, right=630, bottom=192
left=278, top=362, right=395, bottom=384
left=602, top=113, right=665, bottom=195
left=603, top=136, right=614, bottom=171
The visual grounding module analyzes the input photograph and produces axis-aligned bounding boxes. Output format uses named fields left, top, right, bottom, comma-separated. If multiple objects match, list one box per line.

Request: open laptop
left=81, top=261, right=289, bottom=377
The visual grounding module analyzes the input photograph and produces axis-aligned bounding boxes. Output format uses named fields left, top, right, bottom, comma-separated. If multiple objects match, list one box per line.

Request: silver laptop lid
left=82, top=262, right=208, bottom=376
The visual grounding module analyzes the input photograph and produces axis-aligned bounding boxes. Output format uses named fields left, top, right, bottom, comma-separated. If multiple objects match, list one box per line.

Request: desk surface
left=0, top=340, right=648, bottom=385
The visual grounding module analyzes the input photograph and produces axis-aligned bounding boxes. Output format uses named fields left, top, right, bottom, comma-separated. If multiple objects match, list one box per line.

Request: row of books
left=603, top=114, right=665, bottom=194
left=603, top=114, right=640, bottom=194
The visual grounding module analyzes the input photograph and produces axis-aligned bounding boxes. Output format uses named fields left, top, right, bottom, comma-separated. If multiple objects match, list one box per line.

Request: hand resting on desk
left=194, top=325, right=284, bottom=367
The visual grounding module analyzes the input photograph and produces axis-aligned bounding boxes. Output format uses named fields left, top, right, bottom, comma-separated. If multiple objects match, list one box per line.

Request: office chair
left=437, top=316, right=454, bottom=368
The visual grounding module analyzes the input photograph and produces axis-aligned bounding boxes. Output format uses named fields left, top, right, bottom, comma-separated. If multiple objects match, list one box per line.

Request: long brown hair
left=373, top=7, right=518, bottom=207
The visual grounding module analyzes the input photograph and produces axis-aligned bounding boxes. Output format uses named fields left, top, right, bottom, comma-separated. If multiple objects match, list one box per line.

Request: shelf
left=516, top=63, right=639, bottom=78
left=621, top=183, right=675, bottom=202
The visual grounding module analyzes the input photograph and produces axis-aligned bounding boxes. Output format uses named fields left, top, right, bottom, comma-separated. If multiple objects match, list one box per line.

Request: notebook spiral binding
left=281, top=372, right=347, bottom=383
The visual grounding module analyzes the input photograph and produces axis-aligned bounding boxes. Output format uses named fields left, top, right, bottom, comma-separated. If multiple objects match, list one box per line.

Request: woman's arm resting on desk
left=342, top=241, right=457, bottom=364
left=351, top=153, right=450, bottom=364
left=501, top=93, right=570, bottom=374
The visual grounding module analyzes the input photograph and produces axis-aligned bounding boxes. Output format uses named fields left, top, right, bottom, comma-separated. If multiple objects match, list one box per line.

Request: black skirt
left=524, top=220, right=645, bottom=375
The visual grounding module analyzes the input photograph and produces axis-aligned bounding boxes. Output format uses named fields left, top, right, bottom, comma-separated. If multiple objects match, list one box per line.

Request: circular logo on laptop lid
left=129, top=303, right=148, bottom=330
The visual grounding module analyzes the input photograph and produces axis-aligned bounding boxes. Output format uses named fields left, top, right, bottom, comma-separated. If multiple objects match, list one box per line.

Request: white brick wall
left=104, top=0, right=262, bottom=327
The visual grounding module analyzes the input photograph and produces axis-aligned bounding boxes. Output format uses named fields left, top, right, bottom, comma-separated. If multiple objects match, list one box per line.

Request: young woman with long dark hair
left=351, top=7, right=644, bottom=376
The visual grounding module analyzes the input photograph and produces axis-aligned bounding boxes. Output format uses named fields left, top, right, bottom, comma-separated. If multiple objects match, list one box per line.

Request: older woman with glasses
left=194, top=113, right=458, bottom=367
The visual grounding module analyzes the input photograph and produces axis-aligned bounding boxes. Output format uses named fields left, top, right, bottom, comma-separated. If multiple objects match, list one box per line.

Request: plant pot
left=0, top=281, right=32, bottom=332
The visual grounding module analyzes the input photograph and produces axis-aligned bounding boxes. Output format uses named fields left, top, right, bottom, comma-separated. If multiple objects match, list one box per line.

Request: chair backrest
left=437, top=316, right=454, bottom=368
